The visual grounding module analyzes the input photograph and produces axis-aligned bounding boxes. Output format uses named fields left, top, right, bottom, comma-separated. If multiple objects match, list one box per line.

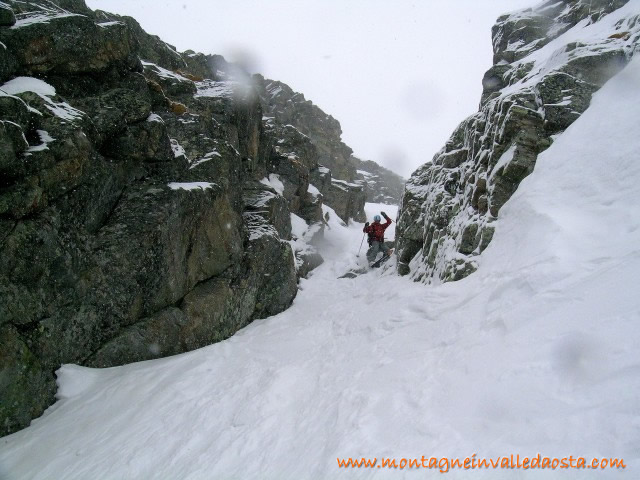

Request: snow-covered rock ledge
left=396, top=0, right=640, bottom=283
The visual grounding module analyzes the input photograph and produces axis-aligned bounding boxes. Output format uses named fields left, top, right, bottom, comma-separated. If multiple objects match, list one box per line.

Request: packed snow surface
left=0, top=76, right=84, bottom=122
left=141, top=61, right=191, bottom=83
left=1, top=57, right=640, bottom=480
left=189, top=150, right=222, bottom=170
left=260, top=174, right=285, bottom=195
left=167, top=182, right=215, bottom=191
left=26, top=130, right=55, bottom=152
left=146, top=113, right=163, bottom=123
left=307, top=183, right=321, bottom=196
left=97, top=21, right=124, bottom=28
left=288, top=212, right=322, bottom=271
left=194, top=79, right=237, bottom=98
left=11, top=12, right=82, bottom=29
left=170, top=138, right=186, bottom=159
left=0, top=76, right=56, bottom=97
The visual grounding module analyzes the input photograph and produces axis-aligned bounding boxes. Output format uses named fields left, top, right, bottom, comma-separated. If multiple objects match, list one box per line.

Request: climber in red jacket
left=363, top=211, right=392, bottom=265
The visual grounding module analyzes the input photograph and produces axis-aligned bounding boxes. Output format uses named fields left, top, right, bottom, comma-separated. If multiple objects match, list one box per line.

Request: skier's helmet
left=374, top=215, right=381, bottom=222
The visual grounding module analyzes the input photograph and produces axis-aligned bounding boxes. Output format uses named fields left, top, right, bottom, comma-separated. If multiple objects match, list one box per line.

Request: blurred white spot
left=400, top=80, right=445, bottom=122
left=379, top=145, right=409, bottom=174
left=483, top=76, right=502, bottom=90
left=225, top=45, right=263, bottom=74
left=148, top=343, right=161, bottom=355
left=226, top=222, right=231, bottom=229
left=551, top=332, right=607, bottom=384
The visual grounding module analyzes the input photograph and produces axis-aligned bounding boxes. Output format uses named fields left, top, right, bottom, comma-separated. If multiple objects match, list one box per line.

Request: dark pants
left=366, top=240, right=390, bottom=263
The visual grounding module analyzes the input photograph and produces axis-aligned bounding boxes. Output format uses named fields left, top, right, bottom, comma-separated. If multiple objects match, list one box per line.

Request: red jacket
left=364, top=217, right=392, bottom=243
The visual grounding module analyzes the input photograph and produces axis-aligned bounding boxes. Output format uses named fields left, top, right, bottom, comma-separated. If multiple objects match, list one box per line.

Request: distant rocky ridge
left=254, top=77, right=356, bottom=180
left=254, top=77, right=366, bottom=222
left=352, top=157, right=405, bottom=205
left=0, top=0, right=399, bottom=435
left=253, top=78, right=405, bottom=212
left=396, top=0, right=640, bottom=282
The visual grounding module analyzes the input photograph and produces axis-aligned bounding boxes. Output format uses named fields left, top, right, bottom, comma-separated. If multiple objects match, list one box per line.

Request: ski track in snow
left=1, top=59, right=640, bottom=480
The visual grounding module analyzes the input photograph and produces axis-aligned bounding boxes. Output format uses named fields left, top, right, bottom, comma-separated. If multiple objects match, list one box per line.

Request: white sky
left=87, top=0, right=536, bottom=177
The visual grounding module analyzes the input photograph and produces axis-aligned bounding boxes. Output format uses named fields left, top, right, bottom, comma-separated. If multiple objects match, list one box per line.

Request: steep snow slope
left=1, top=57, right=639, bottom=479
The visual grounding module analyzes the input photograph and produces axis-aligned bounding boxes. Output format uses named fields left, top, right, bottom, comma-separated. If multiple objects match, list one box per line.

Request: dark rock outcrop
left=255, top=77, right=356, bottom=181
left=0, top=3, right=16, bottom=27
left=396, top=0, right=640, bottom=283
left=0, top=0, right=408, bottom=435
left=0, top=0, right=325, bottom=436
left=254, top=76, right=396, bottom=222
left=309, top=166, right=366, bottom=223
left=352, top=156, right=405, bottom=205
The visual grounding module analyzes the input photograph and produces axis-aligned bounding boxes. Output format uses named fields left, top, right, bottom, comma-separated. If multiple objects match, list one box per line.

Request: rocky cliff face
left=352, top=156, right=405, bottom=205
left=0, top=0, right=369, bottom=435
left=396, top=0, right=640, bottom=282
left=254, top=76, right=368, bottom=222
left=254, top=77, right=356, bottom=181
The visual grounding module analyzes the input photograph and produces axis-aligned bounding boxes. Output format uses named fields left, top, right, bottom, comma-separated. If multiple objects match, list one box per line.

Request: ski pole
left=357, top=233, right=365, bottom=257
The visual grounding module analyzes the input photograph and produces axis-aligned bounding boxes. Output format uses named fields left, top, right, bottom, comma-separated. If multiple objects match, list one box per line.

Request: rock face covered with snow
left=255, top=77, right=356, bottom=181
left=254, top=76, right=370, bottom=222
left=396, top=0, right=640, bottom=282
left=0, top=0, right=368, bottom=435
left=352, top=157, right=405, bottom=205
